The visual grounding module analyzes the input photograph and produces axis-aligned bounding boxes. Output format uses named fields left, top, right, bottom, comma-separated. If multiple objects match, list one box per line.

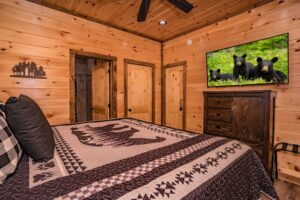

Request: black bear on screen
left=255, top=57, right=287, bottom=83
left=209, top=69, right=235, bottom=81
left=233, top=54, right=256, bottom=80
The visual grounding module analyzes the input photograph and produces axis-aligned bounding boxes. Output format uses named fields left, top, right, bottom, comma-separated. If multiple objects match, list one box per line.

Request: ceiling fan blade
left=137, top=0, right=151, bottom=22
left=167, top=0, right=193, bottom=13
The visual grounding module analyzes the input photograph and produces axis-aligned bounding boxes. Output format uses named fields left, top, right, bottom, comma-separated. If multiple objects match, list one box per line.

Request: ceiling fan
left=137, top=0, right=194, bottom=22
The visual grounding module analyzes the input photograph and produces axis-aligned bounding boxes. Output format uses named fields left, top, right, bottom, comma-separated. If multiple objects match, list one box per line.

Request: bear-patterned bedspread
left=0, top=118, right=278, bottom=200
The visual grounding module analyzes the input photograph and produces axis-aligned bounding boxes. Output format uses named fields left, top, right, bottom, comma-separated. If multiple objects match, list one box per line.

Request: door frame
left=69, top=49, right=117, bottom=122
left=124, top=59, right=155, bottom=123
left=162, top=61, right=187, bottom=130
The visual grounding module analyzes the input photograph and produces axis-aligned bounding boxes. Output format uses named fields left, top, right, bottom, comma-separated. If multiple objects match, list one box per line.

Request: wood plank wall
left=0, top=0, right=161, bottom=125
left=163, top=0, right=300, bottom=183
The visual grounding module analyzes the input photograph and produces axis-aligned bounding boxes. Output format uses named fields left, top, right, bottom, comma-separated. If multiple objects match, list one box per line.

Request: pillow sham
left=0, top=109, right=22, bottom=184
left=5, top=95, right=54, bottom=161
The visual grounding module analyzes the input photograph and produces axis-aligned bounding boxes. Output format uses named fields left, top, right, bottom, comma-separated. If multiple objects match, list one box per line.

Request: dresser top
left=203, top=90, right=276, bottom=95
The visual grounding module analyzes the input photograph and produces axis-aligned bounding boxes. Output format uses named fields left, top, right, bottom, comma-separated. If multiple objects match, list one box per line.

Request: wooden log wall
left=0, top=0, right=161, bottom=125
left=163, top=0, right=300, bottom=184
left=1, top=0, right=299, bottom=184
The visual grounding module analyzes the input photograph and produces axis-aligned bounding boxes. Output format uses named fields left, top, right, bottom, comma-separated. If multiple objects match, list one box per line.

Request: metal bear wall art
left=10, top=61, right=47, bottom=79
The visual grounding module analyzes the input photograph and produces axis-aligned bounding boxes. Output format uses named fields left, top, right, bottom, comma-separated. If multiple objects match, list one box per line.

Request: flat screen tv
left=206, top=33, right=289, bottom=87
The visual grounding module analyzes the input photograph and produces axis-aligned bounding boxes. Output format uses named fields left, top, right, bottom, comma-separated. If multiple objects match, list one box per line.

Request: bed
left=0, top=118, right=278, bottom=200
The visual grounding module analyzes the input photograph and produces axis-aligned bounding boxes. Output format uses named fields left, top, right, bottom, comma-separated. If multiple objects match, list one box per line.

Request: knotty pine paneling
left=163, top=0, right=300, bottom=183
left=0, top=0, right=161, bottom=125
left=29, top=0, right=272, bottom=41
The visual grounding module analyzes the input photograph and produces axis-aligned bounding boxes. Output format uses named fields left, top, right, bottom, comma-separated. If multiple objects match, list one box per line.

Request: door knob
left=179, top=106, right=183, bottom=111
left=128, top=108, right=132, bottom=112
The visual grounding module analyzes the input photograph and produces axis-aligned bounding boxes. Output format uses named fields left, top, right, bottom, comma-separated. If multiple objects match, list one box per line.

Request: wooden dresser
left=203, top=91, right=276, bottom=174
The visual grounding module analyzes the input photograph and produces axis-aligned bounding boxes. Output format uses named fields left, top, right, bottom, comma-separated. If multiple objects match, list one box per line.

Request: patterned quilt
left=0, top=118, right=278, bottom=200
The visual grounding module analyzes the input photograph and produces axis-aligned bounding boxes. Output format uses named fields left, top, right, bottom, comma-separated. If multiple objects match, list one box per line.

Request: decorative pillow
left=0, top=109, right=22, bottom=184
left=5, top=95, right=54, bottom=162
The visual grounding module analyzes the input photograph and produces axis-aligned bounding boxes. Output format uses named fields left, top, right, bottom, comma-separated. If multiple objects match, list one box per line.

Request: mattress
left=0, top=118, right=278, bottom=200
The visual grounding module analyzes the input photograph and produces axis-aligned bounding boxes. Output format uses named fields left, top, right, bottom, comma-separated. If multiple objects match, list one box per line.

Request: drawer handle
left=216, top=113, right=221, bottom=117
left=216, top=101, right=220, bottom=104
left=216, top=125, right=221, bottom=129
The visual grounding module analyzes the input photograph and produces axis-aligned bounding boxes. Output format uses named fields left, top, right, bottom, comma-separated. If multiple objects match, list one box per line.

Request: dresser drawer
left=207, top=97, right=232, bottom=108
left=207, top=109, right=231, bottom=122
left=206, top=121, right=232, bottom=134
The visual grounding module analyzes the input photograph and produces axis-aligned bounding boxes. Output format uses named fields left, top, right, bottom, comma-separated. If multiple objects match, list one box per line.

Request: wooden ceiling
left=28, top=0, right=273, bottom=42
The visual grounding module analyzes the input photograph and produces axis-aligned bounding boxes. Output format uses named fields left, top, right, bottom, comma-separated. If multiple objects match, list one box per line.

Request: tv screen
left=206, top=33, right=289, bottom=87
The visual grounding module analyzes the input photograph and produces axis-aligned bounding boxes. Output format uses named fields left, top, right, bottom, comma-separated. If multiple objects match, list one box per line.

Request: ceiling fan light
left=158, top=20, right=167, bottom=25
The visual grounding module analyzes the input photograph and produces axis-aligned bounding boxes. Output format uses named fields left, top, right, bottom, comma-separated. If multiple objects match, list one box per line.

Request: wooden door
left=75, top=57, right=92, bottom=122
left=92, top=60, right=110, bottom=120
left=70, top=50, right=117, bottom=123
left=164, top=65, right=185, bottom=129
left=126, top=63, right=153, bottom=122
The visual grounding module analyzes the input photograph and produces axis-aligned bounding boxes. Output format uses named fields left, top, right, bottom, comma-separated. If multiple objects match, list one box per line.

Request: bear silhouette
left=35, top=66, right=46, bottom=77
left=71, top=124, right=166, bottom=147
left=12, top=64, right=22, bottom=75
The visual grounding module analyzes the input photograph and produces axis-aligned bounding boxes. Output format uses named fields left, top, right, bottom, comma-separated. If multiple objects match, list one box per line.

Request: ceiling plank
left=27, top=0, right=273, bottom=41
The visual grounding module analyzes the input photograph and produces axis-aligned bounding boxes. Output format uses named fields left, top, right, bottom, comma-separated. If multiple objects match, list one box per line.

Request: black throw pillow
left=5, top=95, right=54, bottom=161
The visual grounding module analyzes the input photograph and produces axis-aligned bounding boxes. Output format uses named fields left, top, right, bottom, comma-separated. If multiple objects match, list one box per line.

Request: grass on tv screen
left=206, top=33, right=289, bottom=87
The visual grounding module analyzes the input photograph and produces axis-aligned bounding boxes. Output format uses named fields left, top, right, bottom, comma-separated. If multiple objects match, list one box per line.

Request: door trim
left=162, top=61, right=187, bottom=130
left=69, top=49, right=117, bottom=122
left=124, top=59, right=155, bottom=123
